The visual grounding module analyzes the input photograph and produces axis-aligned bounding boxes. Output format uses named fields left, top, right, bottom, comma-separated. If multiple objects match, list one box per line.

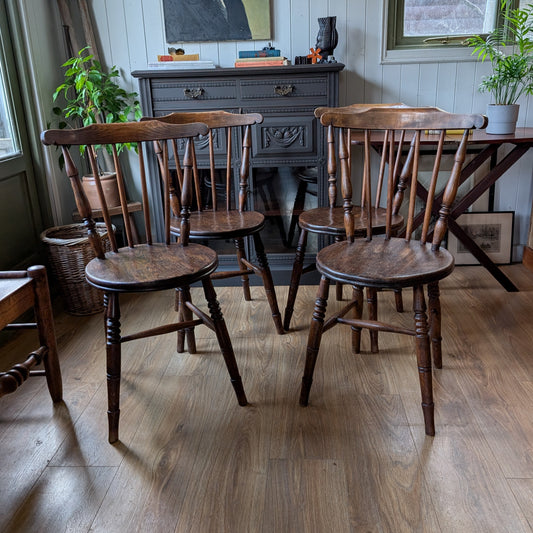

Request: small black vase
left=316, top=16, right=338, bottom=63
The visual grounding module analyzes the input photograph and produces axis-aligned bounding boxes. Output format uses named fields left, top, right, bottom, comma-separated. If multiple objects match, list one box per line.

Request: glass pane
left=403, top=0, right=498, bottom=37
left=0, top=59, right=19, bottom=159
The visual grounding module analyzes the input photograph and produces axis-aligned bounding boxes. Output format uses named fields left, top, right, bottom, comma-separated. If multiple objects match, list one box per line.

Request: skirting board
left=523, top=245, right=533, bottom=272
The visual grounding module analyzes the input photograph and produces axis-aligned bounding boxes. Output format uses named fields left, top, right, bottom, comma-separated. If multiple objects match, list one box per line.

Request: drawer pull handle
left=274, top=84, right=294, bottom=96
left=184, top=88, right=205, bottom=99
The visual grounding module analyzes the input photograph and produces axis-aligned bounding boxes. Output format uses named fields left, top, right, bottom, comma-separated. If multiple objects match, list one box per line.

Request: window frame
left=382, top=0, right=519, bottom=64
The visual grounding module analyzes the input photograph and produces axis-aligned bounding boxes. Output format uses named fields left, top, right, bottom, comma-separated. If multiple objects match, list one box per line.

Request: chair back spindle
left=320, top=107, right=487, bottom=250
left=141, top=111, right=262, bottom=215
left=42, top=121, right=209, bottom=257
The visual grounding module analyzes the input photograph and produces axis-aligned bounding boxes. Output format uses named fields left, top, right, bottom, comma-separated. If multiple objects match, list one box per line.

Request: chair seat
left=316, top=236, right=455, bottom=288
left=0, top=278, right=33, bottom=330
left=170, top=210, right=265, bottom=239
left=86, top=243, right=218, bottom=292
left=299, top=206, right=403, bottom=236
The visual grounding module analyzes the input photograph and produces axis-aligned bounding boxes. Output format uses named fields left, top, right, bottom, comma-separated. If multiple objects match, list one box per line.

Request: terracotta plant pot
left=82, top=172, right=121, bottom=209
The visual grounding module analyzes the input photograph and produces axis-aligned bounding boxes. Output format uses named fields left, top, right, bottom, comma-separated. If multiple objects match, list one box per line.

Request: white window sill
left=381, top=45, right=479, bottom=65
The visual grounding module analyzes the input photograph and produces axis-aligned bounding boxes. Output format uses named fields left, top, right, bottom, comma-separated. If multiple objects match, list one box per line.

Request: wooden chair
left=142, top=111, right=284, bottom=339
left=299, top=107, right=487, bottom=436
left=0, top=265, right=62, bottom=402
left=284, top=103, right=410, bottom=334
left=41, top=120, right=248, bottom=443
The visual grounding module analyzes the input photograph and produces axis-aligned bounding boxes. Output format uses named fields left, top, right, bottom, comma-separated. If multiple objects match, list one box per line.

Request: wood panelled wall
left=39, top=0, right=533, bottom=259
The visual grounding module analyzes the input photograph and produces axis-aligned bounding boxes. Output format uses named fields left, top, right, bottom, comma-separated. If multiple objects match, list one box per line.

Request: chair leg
left=287, top=179, right=308, bottom=247
left=177, top=286, right=197, bottom=355
left=234, top=237, right=252, bottom=301
left=351, top=285, right=364, bottom=354
left=283, top=228, right=308, bottom=331
left=105, top=292, right=122, bottom=444
left=367, top=287, right=379, bottom=353
left=413, top=285, right=435, bottom=436
left=394, top=289, right=404, bottom=313
left=334, top=236, right=344, bottom=301
left=300, top=275, right=330, bottom=406
left=175, top=289, right=185, bottom=353
left=427, top=282, right=442, bottom=369
left=252, top=232, right=284, bottom=335
left=29, top=265, right=62, bottom=402
left=201, top=278, right=247, bottom=406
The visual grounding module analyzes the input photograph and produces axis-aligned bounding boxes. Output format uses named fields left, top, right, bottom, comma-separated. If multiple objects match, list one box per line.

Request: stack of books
left=234, top=48, right=289, bottom=68
left=147, top=59, right=216, bottom=69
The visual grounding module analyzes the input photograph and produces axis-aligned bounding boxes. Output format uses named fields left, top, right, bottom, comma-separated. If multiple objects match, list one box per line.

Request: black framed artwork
left=163, top=0, right=271, bottom=43
left=447, top=211, right=515, bottom=265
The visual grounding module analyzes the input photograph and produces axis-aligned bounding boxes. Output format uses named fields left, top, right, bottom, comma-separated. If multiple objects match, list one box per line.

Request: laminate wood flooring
left=1, top=265, right=532, bottom=532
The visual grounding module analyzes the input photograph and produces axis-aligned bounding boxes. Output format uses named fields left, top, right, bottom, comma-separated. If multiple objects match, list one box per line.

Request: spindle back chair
left=41, top=120, right=248, bottom=443
left=143, top=111, right=284, bottom=337
left=299, top=107, right=487, bottom=436
left=284, top=103, right=411, bottom=334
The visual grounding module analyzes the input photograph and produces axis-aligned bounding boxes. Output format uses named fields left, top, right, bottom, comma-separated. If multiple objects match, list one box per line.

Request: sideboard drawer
left=151, top=79, right=238, bottom=112
left=240, top=76, right=328, bottom=105
left=252, top=114, right=316, bottom=158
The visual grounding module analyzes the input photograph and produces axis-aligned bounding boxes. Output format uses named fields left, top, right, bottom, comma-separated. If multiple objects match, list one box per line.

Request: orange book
left=235, top=60, right=286, bottom=67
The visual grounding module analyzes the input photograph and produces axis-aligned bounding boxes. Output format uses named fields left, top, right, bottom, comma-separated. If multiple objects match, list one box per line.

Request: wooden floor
left=1, top=265, right=533, bottom=532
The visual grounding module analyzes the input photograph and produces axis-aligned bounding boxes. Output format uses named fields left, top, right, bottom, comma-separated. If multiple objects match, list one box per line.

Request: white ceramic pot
left=486, top=103, right=520, bottom=135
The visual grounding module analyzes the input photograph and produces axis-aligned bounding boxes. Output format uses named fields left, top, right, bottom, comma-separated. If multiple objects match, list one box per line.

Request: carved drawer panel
left=252, top=114, right=316, bottom=158
left=167, top=127, right=231, bottom=168
left=240, top=76, right=328, bottom=106
left=150, top=79, right=238, bottom=111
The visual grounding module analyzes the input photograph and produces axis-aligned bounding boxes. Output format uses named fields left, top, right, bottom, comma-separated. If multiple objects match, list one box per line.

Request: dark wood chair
left=41, top=120, right=248, bottom=443
left=299, top=107, right=487, bottom=436
left=0, top=265, right=62, bottom=402
left=284, top=103, right=410, bottom=335
left=142, top=111, right=284, bottom=339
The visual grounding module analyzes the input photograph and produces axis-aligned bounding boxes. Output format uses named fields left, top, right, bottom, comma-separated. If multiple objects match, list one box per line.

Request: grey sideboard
left=132, top=63, right=344, bottom=281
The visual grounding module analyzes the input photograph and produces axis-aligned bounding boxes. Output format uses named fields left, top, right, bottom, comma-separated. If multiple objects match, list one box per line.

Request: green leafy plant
left=466, top=0, right=533, bottom=105
left=52, top=47, right=142, bottom=169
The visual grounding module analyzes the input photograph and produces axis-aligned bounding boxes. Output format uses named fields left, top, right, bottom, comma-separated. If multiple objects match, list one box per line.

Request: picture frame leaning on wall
left=446, top=211, right=515, bottom=265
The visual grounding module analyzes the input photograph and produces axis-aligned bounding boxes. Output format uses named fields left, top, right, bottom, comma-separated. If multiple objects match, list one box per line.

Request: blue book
left=238, top=49, right=281, bottom=58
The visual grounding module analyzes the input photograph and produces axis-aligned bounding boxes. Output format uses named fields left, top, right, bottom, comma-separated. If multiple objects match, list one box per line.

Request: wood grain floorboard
left=0, top=266, right=532, bottom=532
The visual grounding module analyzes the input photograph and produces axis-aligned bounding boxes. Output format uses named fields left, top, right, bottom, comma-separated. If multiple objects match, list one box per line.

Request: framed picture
left=447, top=211, right=514, bottom=265
left=163, top=0, right=271, bottom=43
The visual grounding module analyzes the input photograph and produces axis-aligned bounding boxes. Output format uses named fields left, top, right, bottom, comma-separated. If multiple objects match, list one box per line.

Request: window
left=384, top=0, right=523, bottom=63
left=0, top=57, right=19, bottom=160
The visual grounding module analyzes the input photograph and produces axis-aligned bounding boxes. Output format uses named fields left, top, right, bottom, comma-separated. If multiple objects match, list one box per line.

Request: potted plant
left=52, top=47, right=142, bottom=207
left=466, top=0, right=533, bottom=134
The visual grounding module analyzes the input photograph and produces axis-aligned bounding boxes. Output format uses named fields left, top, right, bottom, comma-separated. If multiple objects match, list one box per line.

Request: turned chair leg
left=283, top=228, right=309, bottom=331
left=176, top=286, right=197, bottom=355
left=201, top=278, right=247, bottom=406
left=427, top=282, right=442, bottom=369
left=351, top=285, right=364, bottom=354
left=366, top=287, right=379, bottom=353
left=300, top=275, right=330, bottom=406
left=252, top=232, right=284, bottom=335
left=176, top=289, right=185, bottom=353
left=235, top=237, right=252, bottom=301
left=334, top=236, right=344, bottom=301
left=413, top=285, right=435, bottom=436
left=105, top=292, right=122, bottom=444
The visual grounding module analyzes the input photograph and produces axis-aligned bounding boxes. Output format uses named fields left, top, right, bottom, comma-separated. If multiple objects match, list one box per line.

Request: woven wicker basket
left=40, top=223, right=112, bottom=316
